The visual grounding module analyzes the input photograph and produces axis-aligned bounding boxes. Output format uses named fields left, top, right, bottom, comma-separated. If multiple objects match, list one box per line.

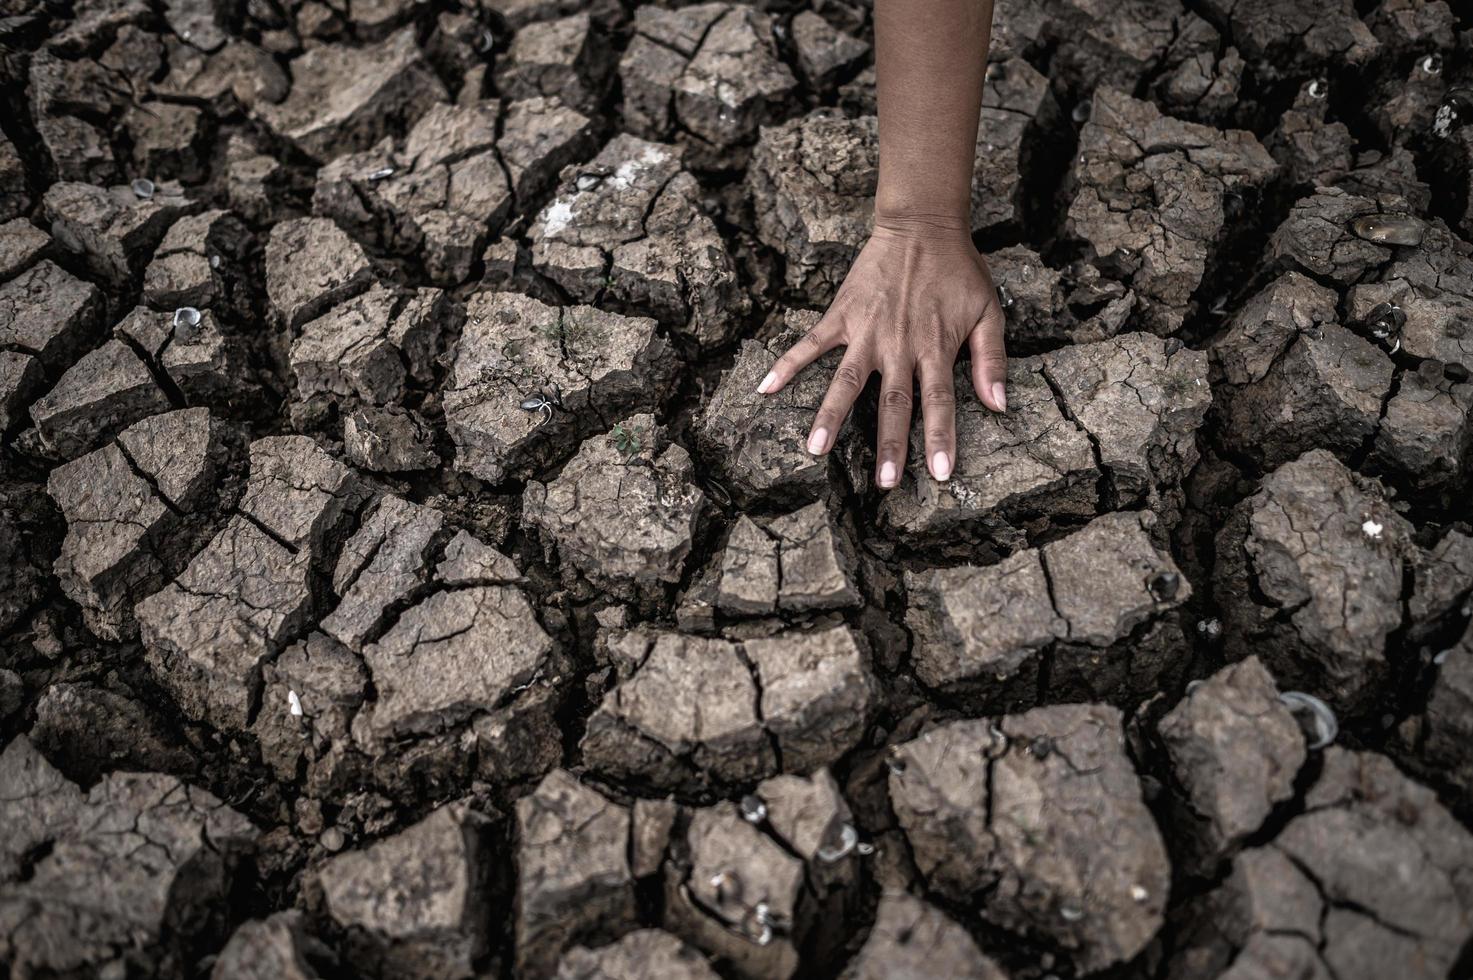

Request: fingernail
left=758, top=371, right=777, bottom=394
left=807, top=427, right=829, bottom=455
left=931, top=451, right=951, bottom=481
left=991, top=382, right=1007, bottom=413
left=878, top=461, right=897, bottom=488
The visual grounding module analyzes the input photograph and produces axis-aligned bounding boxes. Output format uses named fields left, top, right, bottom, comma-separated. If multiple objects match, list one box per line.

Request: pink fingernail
left=758, top=371, right=777, bottom=394
left=932, top=451, right=952, bottom=481
left=807, top=428, right=829, bottom=455
left=992, top=382, right=1007, bottom=413
left=879, top=461, right=897, bottom=488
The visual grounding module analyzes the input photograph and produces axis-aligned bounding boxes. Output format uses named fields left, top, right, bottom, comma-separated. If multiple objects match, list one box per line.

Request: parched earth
left=2, top=0, right=1473, bottom=977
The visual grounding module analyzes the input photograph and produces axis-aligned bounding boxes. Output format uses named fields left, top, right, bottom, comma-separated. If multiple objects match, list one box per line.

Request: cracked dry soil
left=3, top=0, right=1473, bottom=978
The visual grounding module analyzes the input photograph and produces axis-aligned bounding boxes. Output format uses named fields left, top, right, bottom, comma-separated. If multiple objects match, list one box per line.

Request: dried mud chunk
left=237, top=434, right=365, bottom=552
left=714, top=516, right=779, bottom=615
left=224, top=135, right=292, bottom=225
left=1408, top=529, right=1473, bottom=637
left=163, top=0, right=228, bottom=53
left=581, top=630, right=773, bottom=789
left=358, top=558, right=554, bottom=742
left=556, top=929, right=720, bottom=980
left=322, top=494, right=444, bottom=652
left=524, top=413, right=706, bottom=594
left=254, top=631, right=369, bottom=797
left=665, top=802, right=807, bottom=979
left=1366, top=0, right=1457, bottom=54
left=791, top=11, right=869, bottom=90
left=139, top=515, right=315, bottom=731
left=0, top=351, right=42, bottom=431
left=841, top=891, right=1008, bottom=980
left=974, top=57, right=1056, bottom=238
left=445, top=291, right=672, bottom=485
left=879, top=357, right=1098, bottom=540
left=697, top=311, right=847, bottom=504
left=889, top=705, right=1169, bottom=973
left=313, top=801, right=494, bottom=979
left=265, top=216, right=375, bottom=329
left=0, top=736, right=84, bottom=882
left=1370, top=363, right=1473, bottom=489
left=1065, top=88, right=1278, bottom=335
left=744, top=625, right=874, bottom=773
left=29, top=338, right=170, bottom=459
left=0, top=259, right=103, bottom=371
left=345, top=405, right=439, bottom=472
left=1221, top=322, right=1393, bottom=469
left=1420, top=648, right=1473, bottom=797
left=620, top=4, right=728, bottom=138
left=1215, top=449, right=1412, bottom=712
left=32, top=681, right=198, bottom=785
left=529, top=135, right=747, bottom=347
left=291, top=283, right=453, bottom=406
left=713, top=503, right=859, bottom=616
left=1268, top=187, right=1395, bottom=286
left=1344, top=223, right=1473, bottom=368
left=0, top=764, right=258, bottom=980
left=905, top=549, right=1064, bottom=692
left=0, top=482, right=64, bottom=635
left=0, top=138, right=30, bottom=222
left=1199, top=0, right=1378, bottom=79
left=212, top=911, right=336, bottom=980
left=515, top=769, right=637, bottom=977
left=1038, top=0, right=1181, bottom=92
left=115, top=305, right=246, bottom=406
left=1211, top=272, right=1340, bottom=393
left=157, top=40, right=291, bottom=112
left=1149, top=13, right=1244, bottom=123
left=1041, top=331, right=1211, bottom=505
left=0, top=218, right=51, bottom=281
left=257, top=28, right=447, bottom=161
left=124, top=100, right=210, bottom=184
left=1272, top=749, right=1473, bottom=980
left=1157, top=658, right=1306, bottom=871
left=675, top=5, right=797, bottom=159
left=497, top=13, right=611, bottom=113
left=746, top=110, right=877, bottom=304
left=48, top=408, right=221, bottom=639
left=1165, top=846, right=1327, bottom=980
left=42, top=180, right=198, bottom=286
left=142, top=209, right=254, bottom=312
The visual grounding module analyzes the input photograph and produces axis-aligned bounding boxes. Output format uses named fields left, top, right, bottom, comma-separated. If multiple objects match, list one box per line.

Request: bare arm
left=760, top=0, right=1007, bottom=489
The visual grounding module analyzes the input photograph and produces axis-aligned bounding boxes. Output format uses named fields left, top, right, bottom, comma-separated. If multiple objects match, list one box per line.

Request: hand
left=757, top=216, right=1009, bottom=489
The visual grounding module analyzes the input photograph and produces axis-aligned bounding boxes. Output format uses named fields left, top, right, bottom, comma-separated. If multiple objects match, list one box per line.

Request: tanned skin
left=757, top=0, right=1006, bottom=489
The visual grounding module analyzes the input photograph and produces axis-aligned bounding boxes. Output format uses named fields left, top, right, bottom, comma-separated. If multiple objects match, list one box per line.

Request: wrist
left=871, top=206, right=975, bottom=252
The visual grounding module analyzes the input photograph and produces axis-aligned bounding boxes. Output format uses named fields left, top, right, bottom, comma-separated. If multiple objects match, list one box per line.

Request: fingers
left=967, top=291, right=1009, bottom=413
left=874, top=360, right=914, bottom=489
left=807, top=349, right=870, bottom=456
left=918, top=358, right=957, bottom=482
left=760, top=310, right=844, bottom=395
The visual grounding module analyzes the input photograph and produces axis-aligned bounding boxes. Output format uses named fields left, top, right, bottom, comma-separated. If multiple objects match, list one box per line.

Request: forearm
left=873, top=0, right=993, bottom=236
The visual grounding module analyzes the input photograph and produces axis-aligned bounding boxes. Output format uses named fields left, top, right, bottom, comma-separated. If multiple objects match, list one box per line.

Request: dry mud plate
left=4, top=0, right=1473, bottom=977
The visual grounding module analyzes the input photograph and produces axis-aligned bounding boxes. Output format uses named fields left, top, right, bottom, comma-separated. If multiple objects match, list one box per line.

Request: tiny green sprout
left=611, top=423, right=643, bottom=458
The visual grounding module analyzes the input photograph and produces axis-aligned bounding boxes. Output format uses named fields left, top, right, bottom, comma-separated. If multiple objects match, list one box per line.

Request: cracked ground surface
left=2, top=0, right=1473, bottom=978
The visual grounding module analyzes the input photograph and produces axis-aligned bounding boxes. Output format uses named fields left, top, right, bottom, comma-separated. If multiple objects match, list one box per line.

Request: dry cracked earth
left=2, top=0, right=1473, bottom=977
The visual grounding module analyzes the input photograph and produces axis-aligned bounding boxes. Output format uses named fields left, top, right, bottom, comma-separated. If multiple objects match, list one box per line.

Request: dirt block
left=515, top=768, right=637, bottom=976
left=256, top=28, right=447, bottom=161
left=523, top=413, right=707, bottom=595
left=1216, top=449, right=1413, bottom=713
left=840, top=892, right=1007, bottom=980
left=29, top=338, right=170, bottom=459
left=1157, top=657, right=1306, bottom=871
left=43, top=179, right=199, bottom=286
left=345, top=406, right=440, bottom=473
left=497, top=13, right=612, bottom=113
left=265, top=216, right=375, bottom=329
left=529, top=134, right=748, bottom=347
left=446, top=291, right=673, bottom=484
left=313, top=801, right=494, bottom=979
left=555, top=929, right=720, bottom=980
left=0, top=259, right=104, bottom=371
left=212, top=911, right=337, bottom=980
left=889, top=705, right=1169, bottom=973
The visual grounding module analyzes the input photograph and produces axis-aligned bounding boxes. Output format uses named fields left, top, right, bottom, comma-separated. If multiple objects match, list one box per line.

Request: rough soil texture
left=3, top=1, right=1473, bottom=978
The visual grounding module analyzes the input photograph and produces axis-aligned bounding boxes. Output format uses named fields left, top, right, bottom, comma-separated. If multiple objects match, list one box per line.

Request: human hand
left=757, top=217, right=1008, bottom=489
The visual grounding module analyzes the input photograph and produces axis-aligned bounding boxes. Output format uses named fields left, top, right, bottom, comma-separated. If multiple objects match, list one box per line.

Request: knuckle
left=880, top=387, right=913, bottom=412
left=877, top=439, right=908, bottom=459
left=922, top=384, right=956, bottom=408
left=833, top=362, right=866, bottom=391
